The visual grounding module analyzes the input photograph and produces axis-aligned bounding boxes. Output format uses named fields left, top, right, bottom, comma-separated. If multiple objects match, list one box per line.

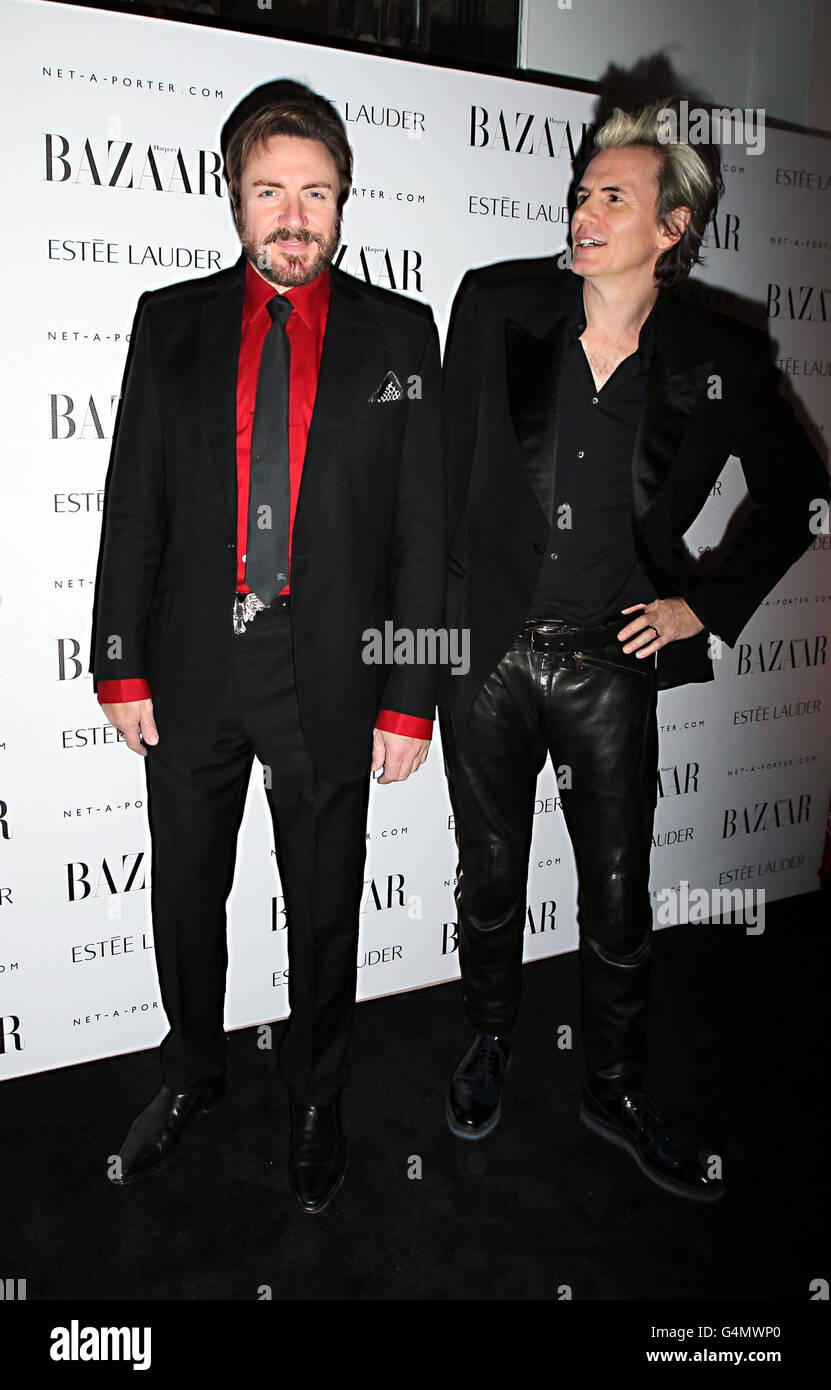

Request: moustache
left=264, top=228, right=323, bottom=247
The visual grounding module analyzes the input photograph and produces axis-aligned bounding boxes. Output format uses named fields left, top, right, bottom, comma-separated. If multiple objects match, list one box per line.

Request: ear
left=659, top=204, right=692, bottom=247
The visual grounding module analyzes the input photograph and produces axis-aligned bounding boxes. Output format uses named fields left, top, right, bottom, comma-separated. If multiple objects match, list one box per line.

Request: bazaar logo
left=333, top=244, right=424, bottom=292
left=44, top=134, right=224, bottom=196
left=469, top=108, right=592, bottom=158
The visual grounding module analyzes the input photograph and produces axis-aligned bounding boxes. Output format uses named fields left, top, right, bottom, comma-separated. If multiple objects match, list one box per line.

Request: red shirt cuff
left=374, top=709, right=433, bottom=740
left=97, top=679, right=152, bottom=704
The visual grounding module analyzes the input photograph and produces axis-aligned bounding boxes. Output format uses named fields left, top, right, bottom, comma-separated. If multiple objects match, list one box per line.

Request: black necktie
left=246, top=294, right=293, bottom=604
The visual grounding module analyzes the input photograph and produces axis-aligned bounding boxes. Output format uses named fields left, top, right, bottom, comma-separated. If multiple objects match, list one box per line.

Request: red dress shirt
left=97, top=260, right=431, bottom=741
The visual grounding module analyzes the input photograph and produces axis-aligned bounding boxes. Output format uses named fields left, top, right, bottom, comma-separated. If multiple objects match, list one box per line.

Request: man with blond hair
left=439, top=99, right=828, bottom=1199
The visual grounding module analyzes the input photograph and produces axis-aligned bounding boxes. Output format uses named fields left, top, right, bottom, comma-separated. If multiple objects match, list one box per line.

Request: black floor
left=2, top=889, right=828, bottom=1303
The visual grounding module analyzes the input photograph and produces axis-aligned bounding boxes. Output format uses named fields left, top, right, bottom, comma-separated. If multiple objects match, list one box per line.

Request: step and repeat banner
left=0, top=0, right=828, bottom=1078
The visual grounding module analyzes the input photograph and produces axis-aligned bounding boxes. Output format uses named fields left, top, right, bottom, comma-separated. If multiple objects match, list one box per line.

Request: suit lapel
left=292, top=267, right=369, bottom=539
left=198, top=257, right=247, bottom=522
left=630, top=289, right=716, bottom=528
left=506, top=272, right=575, bottom=521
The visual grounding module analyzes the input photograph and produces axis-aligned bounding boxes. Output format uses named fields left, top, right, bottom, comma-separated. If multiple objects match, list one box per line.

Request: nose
left=573, top=204, right=600, bottom=238
left=278, top=190, right=306, bottom=227
left=573, top=189, right=595, bottom=224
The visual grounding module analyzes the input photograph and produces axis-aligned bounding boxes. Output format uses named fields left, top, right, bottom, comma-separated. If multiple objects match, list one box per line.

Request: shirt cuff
left=374, top=709, right=433, bottom=740
left=97, top=678, right=152, bottom=704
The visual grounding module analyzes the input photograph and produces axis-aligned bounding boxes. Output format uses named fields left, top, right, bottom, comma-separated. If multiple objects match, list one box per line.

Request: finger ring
left=646, top=624, right=660, bottom=639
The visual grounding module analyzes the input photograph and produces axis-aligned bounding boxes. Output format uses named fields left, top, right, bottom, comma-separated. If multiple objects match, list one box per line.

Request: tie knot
left=267, top=294, right=293, bottom=326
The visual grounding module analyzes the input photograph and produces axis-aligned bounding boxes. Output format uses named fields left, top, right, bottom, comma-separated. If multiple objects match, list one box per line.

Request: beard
left=239, top=215, right=341, bottom=289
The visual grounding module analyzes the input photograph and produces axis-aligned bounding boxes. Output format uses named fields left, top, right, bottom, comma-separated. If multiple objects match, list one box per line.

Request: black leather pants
left=439, top=627, right=659, bottom=1099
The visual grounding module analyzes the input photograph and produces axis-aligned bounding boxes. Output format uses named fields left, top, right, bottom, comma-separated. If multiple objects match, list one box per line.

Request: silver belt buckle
left=527, top=619, right=573, bottom=654
left=233, top=590, right=269, bottom=635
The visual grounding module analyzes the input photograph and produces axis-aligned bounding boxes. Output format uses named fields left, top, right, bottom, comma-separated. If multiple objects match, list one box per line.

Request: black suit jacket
left=91, top=256, right=445, bottom=782
left=440, top=259, right=829, bottom=723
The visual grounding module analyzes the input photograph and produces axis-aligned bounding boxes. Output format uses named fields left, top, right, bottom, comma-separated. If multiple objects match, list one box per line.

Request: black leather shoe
left=289, top=1100, right=346, bottom=1213
left=446, top=1032, right=512, bottom=1140
left=579, top=1084, right=726, bottom=1202
left=108, top=1080, right=224, bottom=1186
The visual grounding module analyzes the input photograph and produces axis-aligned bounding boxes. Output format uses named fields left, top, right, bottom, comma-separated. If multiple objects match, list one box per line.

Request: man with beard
left=92, top=80, right=444, bottom=1212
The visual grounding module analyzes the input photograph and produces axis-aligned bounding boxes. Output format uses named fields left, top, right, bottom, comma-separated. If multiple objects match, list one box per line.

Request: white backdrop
left=0, top=0, right=828, bottom=1078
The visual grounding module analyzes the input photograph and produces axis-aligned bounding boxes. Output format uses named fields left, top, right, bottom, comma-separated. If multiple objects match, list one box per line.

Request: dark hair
left=222, top=79, right=353, bottom=218
left=585, top=97, right=724, bottom=286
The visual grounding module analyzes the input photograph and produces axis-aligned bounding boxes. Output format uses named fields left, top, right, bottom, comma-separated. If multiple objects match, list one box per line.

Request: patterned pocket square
left=368, top=371, right=403, bottom=403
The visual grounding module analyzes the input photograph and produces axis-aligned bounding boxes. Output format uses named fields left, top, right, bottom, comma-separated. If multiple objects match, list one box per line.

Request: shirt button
left=577, top=450, right=584, bottom=458
left=242, top=553, right=247, bottom=562
left=592, top=396, right=599, bottom=405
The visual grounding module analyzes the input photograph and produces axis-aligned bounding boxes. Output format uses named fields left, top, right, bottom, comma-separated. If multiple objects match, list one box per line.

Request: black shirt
left=529, top=272, right=659, bottom=624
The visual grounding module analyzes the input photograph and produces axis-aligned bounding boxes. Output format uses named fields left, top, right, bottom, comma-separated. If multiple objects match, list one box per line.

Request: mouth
left=267, top=231, right=319, bottom=252
left=575, top=238, right=606, bottom=249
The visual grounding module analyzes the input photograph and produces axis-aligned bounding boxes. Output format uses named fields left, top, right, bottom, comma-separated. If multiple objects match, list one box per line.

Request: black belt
left=522, top=616, right=624, bottom=654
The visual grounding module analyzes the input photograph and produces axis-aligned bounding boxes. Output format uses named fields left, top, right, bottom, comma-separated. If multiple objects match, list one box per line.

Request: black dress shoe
left=579, top=1084, right=726, bottom=1202
left=289, top=1100, right=346, bottom=1214
left=108, top=1080, right=224, bottom=1186
left=446, top=1032, right=512, bottom=1140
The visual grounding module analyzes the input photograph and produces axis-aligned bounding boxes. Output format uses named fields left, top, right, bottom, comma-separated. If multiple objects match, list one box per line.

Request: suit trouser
left=144, top=603, right=370, bottom=1105
left=439, top=628, right=659, bottom=1099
